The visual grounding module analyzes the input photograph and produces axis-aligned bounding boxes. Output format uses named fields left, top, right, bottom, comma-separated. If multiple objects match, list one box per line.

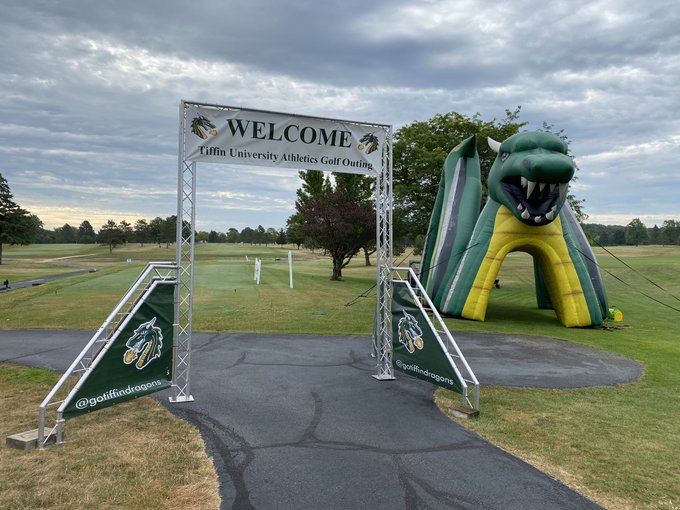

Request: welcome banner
left=62, top=282, right=174, bottom=419
left=391, top=282, right=464, bottom=395
left=183, top=104, right=387, bottom=176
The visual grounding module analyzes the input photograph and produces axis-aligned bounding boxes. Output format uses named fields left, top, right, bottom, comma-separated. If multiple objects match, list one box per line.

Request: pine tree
left=77, top=220, right=97, bottom=244
left=0, top=173, right=34, bottom=264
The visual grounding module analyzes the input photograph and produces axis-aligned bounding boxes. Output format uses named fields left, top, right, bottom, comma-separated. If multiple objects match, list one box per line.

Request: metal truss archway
left=171, top=101, right=394, bottom=402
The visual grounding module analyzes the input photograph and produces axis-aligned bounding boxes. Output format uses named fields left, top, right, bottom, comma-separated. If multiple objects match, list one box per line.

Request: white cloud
left=580, top=135, right=680, bottom=165
left=586, top=213, right=680, bottom=227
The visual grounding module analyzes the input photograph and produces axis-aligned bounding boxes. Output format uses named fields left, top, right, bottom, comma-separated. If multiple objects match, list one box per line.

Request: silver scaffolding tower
left=170, top=100, right=394, bottom=401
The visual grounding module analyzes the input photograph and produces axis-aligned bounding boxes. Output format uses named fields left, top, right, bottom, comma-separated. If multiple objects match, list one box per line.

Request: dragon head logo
left=397, top=311, right=424, bottom=354
left=191, top=115, right=218, bottom=139
left=358, top=132, right=379, bottom=155
left=123, top=317, right=163, bottom=370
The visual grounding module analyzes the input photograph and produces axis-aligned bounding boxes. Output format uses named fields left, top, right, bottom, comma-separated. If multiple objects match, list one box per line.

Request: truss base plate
left=446, top=405, right=480, bottom=420
left=6, top=428, right=60, bottom=451
left=169, top=395, right=195, bottom=403
left=372, top=374, right=396, bottom=381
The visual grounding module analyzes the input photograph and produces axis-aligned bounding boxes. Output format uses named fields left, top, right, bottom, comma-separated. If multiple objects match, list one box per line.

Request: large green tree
left=254, top=225, right=266, bottom=244
left=119, top=220, right=133, bottom=244
left=265, top=227, right=278, bottom=246
left=649, top=225, right=661, bottom=244
left=148, top=217, right=164, bottom=247
left=625, top=218, right=650, bottom=246
left=77, top=220, right=96, bottom=244
left=285, top=216, right=304, bottom=249
left=240, top=226, right=255, bottom=244
left=98, top=219, right=123, bottom=254
left=207, top=230, right=220, bottom=243
left=660, top=219, right=680, bottom=245
left=54, top=223, right=77, bottom=243
left=393, top=109, right=527, bottom=241
left=134, top=219, right=149, bottom=246
left=0, top=173, right=37, bottom=264
left=276, top=228, right=287, bottom=245
left=27, top=215, right=48, bottom=244
left=225, top=228, right=240, bottom=243
left=160, top=216, right=176, bottom=248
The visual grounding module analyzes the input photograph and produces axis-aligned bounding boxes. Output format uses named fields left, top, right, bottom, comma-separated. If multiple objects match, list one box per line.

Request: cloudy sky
left=2, top=0, right=679, bottom=233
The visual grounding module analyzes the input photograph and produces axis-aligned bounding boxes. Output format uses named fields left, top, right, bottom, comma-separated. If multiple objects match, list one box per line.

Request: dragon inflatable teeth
left=487, top=133, right=574, bottom=226
left=419, top=131, right=609, bottom=327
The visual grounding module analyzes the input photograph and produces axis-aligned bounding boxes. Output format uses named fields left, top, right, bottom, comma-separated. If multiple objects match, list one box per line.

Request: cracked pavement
left=1, top=330, right=641, bottom=509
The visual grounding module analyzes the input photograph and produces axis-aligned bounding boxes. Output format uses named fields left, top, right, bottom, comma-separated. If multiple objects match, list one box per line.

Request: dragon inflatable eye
left=501, top=152, right=510, bottom=162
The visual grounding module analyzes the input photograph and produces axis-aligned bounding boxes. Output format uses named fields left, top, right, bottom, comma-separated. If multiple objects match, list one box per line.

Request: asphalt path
left=0, top=270, right=94, bottom=292
left=0, top=330, right=641, bottom=509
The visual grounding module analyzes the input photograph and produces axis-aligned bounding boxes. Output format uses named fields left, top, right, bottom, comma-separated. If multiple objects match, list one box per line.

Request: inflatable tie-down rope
left=420, top=131, right=609, bottom=327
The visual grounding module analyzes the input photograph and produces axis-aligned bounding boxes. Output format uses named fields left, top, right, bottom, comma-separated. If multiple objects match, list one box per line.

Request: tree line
left=196, top=226, right=290, bottom=246
left=36, top=219, right=293, bottom=251
left=34, top=217, right=179, bottom=252
left=583, top=219, right=680, bottom=247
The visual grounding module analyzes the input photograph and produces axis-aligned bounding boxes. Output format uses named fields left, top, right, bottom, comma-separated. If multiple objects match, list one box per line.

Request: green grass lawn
left=0, top=243, right=377, bottom=332
left=0, top=244, right=99, bottom=282
left=0, top=365, right=219, bottom=509
left=438, top=246, right=680, bottom=509
left=2, top=242, right=679, bottom=509
left=193, top=256, right=376, bottom=334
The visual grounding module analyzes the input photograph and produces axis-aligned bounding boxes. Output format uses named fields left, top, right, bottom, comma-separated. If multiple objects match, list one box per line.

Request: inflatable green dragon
left=419, top=131, right=608, bottom=327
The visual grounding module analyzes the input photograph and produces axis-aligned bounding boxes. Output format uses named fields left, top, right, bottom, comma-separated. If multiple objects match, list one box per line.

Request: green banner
left=392, top=282, right=464, bottom=394
left=63, top=282, right=175, bottom=419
